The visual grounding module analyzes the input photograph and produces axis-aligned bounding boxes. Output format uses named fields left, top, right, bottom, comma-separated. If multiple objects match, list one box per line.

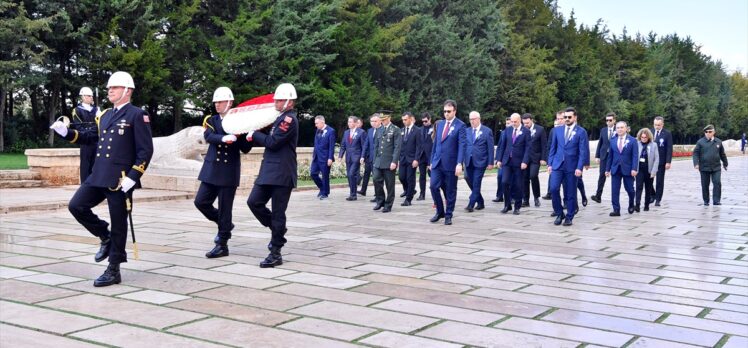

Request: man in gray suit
left=372, top=111, right=401, bottom=213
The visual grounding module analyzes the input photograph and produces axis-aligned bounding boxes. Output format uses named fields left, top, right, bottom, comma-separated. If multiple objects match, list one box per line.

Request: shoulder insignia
left=143, top=114, right=150, bottom=123
left=132, top=162, right=146, bottom=174
left=202, top=115, right=214, bottom=130
left=284, top=116, right=293, bottom=123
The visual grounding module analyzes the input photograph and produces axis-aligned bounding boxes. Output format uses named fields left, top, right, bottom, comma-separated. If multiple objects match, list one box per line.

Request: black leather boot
left=94, top=263, right=121, bottom=287
left=206, top=239, right=229, bottom=258
left=260, top=247, right=283, bottom=268
left=94, top=235, right=111, bottom=263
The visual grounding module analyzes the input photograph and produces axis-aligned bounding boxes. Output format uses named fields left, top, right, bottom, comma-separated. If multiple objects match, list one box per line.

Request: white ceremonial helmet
left=273, top=83, right=297, bottom=100
left=106, top=71, right=135, bottom=89
left=212, top=87, right=234, bottom=102
left=79, top=87, right=94, bottom=96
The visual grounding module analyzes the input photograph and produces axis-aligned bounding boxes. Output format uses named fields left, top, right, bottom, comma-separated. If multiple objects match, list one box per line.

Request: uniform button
left=217, top=151, right=221, bottom=155
left=101, top=137, right=104, bottom=141
left=97, top=153, right=100, bottom=157
left=98, top=145, right=102, bottom=149
left=109, top=138, right=113, bottom=141
left=216, top=158, right=219, bottom=161
left=224, top=160, right=228, bottom=163
left=107, top=146, right=111, bottom=149
left=106, top=154, right=110, bottom=158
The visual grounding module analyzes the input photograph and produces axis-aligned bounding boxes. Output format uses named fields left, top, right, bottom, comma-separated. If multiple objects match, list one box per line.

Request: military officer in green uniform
left=693, top=124, right=728, bottom=206
left=372, top=111, right=401, bottom=213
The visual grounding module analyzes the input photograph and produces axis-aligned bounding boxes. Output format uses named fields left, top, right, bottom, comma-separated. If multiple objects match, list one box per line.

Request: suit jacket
left=606, top=135, right=639, bottom=176
left=64, top=103, right=153, bottom=188
left=339, top=128, right=366, bottom=163
left=364, top=127, right=377, bottom=163
left=430, top=118, right=466, bottom=171
left=652, top=128, right=673, bottom=167
left=251, top=110, right=299, bottom=187
left=496, top=126, right=531, bottom=167
left=198, top=114, right=252, bottom=187
left=547, top=124, right=589, bottom=172
left=399, top=125, right=422, bottom=164
left=313, top=125, right=336, bottom=163
left=595, top=126, right=615, bottom=162
left=419, top=125, right=434, bottom=165
left=373, top=123, right=401, bottom=169
left=463, top=125, right=494, bottom=168
left=526, top=124, right=547, bottom=164
left=637, top=141, right=659, bottom=175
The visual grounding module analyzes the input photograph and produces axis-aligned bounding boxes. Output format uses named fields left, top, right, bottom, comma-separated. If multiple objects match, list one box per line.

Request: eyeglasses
left=443, top=110, right=454, bottom=114
left=705, top=130, right=714, bottom=133
left=605, top=119, right=614, bottom=122
left=564, top=115, right=573, bottom=119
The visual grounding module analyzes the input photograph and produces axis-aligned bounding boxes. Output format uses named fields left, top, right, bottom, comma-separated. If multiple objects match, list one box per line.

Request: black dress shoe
left=93, top=263, right=121, bottom=287
left=400, top=192, right=406, bottom=198
left=610, top=211, right=621, bottom=216
left=491, top=197, right=501, bottom=202
left=382, top=206, right=391, bottom=213
left=357, top=190, right=366, bottom=196
left=574, top=204, right=579, bottom=214
left=94, top=235, right=111, bottom=263
left=501, top=206, right=510, bottom=214
left=401, top=200, right=411, bottom=206
left=582, top=198, right=588, bottom=207
left=416, top=195, right=425, bottom=201
left=542, top=193, right=551, bottom=200
left=554, top=215, right=563, bottom=225
left=512, top=209, right=520, bottom=215
left=521, top=201, right=530, bottom=207
left=713, top=202, right=721, bottom=205
left=591, top=195, right=601, bottom=203
left=260, top=248, right=283, bottom=268
left=475, top=204, right=485, bottom=210
left=430, top=214, right=444, bottom=223
left=654, top=201, right=661, bottom=207
left=369, top=198, right=377, bottom=202
left=534, top=198, right=540, bottom=207
left=703, top=201, right=709, bottom=206
left=346, top=196, right=357, bottom=201
left=634, top=205, right=640, bottom=213
left=562, top=218, right=573, bottom=226
left=464, top=206, right=474, bottom=212
left=444, top=217, right=452, bottom=225
left=643, top=206, right=649, bottom=211
left=649, top=197, right=656, bottom=204
left=205, top=242, right=229, bottom=258
left=550, top=212, right=559, bottom=217
left=373, top=204, right=383, bottom=210
left=628, top=206, right=635, bottom=214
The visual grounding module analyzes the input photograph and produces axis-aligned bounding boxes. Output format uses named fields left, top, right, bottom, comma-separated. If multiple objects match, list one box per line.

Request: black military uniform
left=196, top=115, right=252, bottom=258
left=63, top=103, right=153, bottom=283
left=417, top=123, right=433, bottom=200
left=398, top=123, right=422, bottom=204
left=246, top=109, right=298, bottom=267
left=693, top=126, right=728, bottom=205
left=70, top=104, right=100, bottom=182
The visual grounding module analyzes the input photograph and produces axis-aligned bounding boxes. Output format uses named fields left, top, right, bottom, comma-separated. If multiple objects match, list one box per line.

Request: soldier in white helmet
left=70, top=87, right=101, bottom=182
left=196, top=87, right=252, bottom=258
left=50, top=71, right=153, bottom=287
left=245, top=82, right=299, bottom=268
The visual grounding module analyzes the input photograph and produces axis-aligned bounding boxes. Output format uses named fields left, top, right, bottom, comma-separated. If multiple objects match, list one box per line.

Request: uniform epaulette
left=203, top=115, right=214, bottom=130
left=96, top=108, right=110, bottom=126
left=72, top=108, right=82, bottom=124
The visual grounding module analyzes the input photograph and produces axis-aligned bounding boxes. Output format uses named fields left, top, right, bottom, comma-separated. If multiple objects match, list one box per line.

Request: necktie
left=348, top=131, right=352, bottom=143
left=405, top=127, right=409, bottom=139
left=441, top=121, right=450, bottom=141
left=608, top=128, right=613, bottom=139
left=618, top=137, right=623, bottom=152
left=656, top=130, right=660, bottom=139
left=565, top=127, right=571, bottom=143
left=473, top=128, right=478, bottom=143
left=512, top=128, right=517, bottom=143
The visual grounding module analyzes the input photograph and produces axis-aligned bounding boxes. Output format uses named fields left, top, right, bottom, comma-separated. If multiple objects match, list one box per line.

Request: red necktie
left=348, top=131, right=352, bottom=143
left=441, top=121, right=450, bottom=141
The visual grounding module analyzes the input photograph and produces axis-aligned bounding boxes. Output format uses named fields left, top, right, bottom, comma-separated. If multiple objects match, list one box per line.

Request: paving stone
left=39, top=293, right=207, bottom=330
left=0, top=265, right=38, bottom=278
left=417, top=321, right=579, bottom=347
left=270, top=282, right=386, bottom=306
left=497, top=317, right=633, bottom=346
left=276, top=261, right=368, bottom=278
left=290, top=301, right=439, bottom=333
left=16, top=272, right=84, bottom=285
left=350, top=263, right=436, bottom=278
left=0, top=254, right=62, bottom=268
left=276, top=271, right=368, bottom=289
left=209, top=263, right=298, bottom=278
left=373, top=298, right=505, bottom=325
left=169, top=317, right=359, bottom=348
left=192, top=285, right=315, bottom=311
left=0, top=323, right=101, bottom=348
left=722, top=335, right=748, bottom=348
left=359, top=273, right=474, bottom=293
left=117, top=289, right=191, bottom=304
left=0, top=278, right=80, bottom=303
left=705, top=309, right=748, bottom=324
left=359, top=331, right=463, bottom=348
left=168, top=297, right=298, bottom=326
left=60, top=280, right=141, bottom=296
left=72, top=323, right=226, bottom=348
left=0, top=299, right=107, bottom=334
left=278, top=317, right=376, bottom=341
left=663, top=314, right=748, bottom=337
left=150, top=265, right=286, bottom=289
left=627, top=337, right=703, bottom=348
left=426, top=273, right=526, bottom=291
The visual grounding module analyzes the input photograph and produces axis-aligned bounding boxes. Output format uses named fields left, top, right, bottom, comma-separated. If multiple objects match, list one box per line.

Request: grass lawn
left=297, top=177, right=349, bottom=187
left=0, top=153, right=28, bottom=170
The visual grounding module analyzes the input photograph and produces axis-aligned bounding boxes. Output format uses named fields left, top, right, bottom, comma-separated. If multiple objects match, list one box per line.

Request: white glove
left=246, top=131, right=255, bottom=141
left=50, top=121, right=68, bottom=137
left=222, top=134, right=237, bottom=143
left=121, top=177, right=136, bottom=193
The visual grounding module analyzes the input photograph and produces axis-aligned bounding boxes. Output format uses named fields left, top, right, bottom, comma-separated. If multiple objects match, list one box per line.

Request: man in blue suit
left=521, top=113, right=547, bottom=208
left=429, top=99, right=466, bottom=225
left=417, top=112, right=433, bottom=201
left=311, top=115, right=336, bottom=199
left=463, top=111, right=494, bottom=212
left=398, top=112, right=422, bottom=206
left=591, top=112, right=616, bottom=203
left=547, top=107, right=589, bottom=226
left=358, top=114, right=380, bottom=198
left=605, top=121, right=638, bottom=216
left=339, top=116, right=366, bottom=201
left=496, top=113, right=531, bottom=215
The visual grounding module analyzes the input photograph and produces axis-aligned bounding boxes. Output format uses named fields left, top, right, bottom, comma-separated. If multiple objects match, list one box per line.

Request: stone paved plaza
left=1, top=156, right=747, bottom=347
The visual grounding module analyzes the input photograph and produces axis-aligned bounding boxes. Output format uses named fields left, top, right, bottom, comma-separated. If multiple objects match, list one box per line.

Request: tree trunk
left=47, top=87, right=59, bottom=146
left=0, top=86, right=6, bottom=152
left=173, top=98, right=183, bottom=133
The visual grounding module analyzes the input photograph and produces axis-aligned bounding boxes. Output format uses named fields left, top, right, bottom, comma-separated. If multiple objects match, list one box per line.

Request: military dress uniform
left=195, top=115, right=252, bottom=256
left=71, top=104, right=100, bottom=182
left=372, top=122, right=401, bottom=212
left=693, top=132, right=728, bottom=205
left=63, top=103, right=153, bottom=265
left=246, top=109, right=298, bottom=266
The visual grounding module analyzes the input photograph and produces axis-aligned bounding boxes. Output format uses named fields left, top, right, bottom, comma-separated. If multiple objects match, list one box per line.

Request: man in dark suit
left=373, top=111, right=401, bottom=213
left=358, top=114, right=381, bottom=197
left=398, top=112, right=422, bottom=206
left=521, top=113, right=547, bottom=207
left=547, top=107, right=589, bottom=226
left=50, top=71, right=154, bottom=286
left=417, top=112, right=433, bottom=201
left=605, top=121, right=638, bottom=216
left=463, top=111, right=494, bottom=212
left=339, top=116, right=366, bottom=201
left=245, top=83, right=299, bottom=268
left=310, top=115, right=336, bottom=199
left=496, top=113, right=531, bottom=215
left=195, top=87, right=252, bottom=259
left=429, top=99, right=466, bottom=225
left=651, top=116, right=673, bottom=206
left=591, top=112, right=616, bottom=203
left=492, top=117, right=511, bottom=203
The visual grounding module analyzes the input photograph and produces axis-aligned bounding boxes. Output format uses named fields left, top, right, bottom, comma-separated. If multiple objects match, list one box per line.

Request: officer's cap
left=703, top=124, right=715, bottom=132
left=378, top=109, right=393, bottom=119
